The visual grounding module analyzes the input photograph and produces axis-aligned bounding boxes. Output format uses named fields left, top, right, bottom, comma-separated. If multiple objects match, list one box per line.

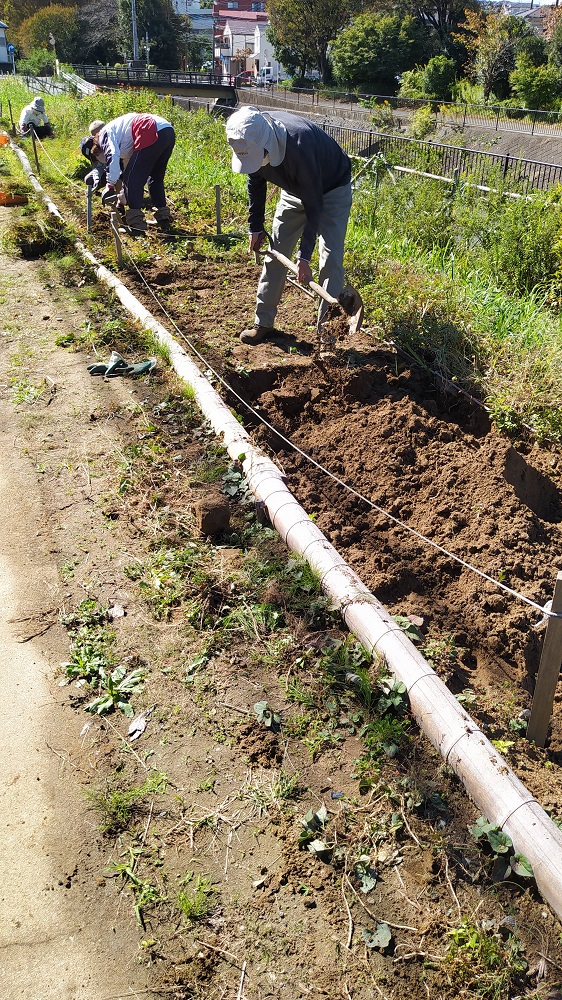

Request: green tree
left=117, top=0, right=186, bottom=67
left=17, top=4, right=80, bottom=60
left=422, top=53, right=456, bottom=99
left=396, top=0, right=476, bottom=59
left=331, top=12, right=430, bottom=90
left=267, top=0, right=364, bottom=84
left=510, top=53, right=562, bottom=110
left=455, top=8, right=514, bottom=102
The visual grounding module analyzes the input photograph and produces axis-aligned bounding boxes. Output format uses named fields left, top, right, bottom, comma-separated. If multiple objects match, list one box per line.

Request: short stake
left=86, top=185, right=93, bottom=233
left=527, top=571, right=562, bottom=747
left=215, top=183, right=221, bottom=235
left=110, top=211, right=123, bottom=266
left=30, top=128, right=40, bottom=175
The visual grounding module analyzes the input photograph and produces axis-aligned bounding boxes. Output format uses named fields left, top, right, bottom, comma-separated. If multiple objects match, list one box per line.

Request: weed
left=282, top=675, right=316, bottom=707
left=446, top=920, right=527, bottom=999
left=105, top=846, right=164, bottom=927
left=86, top=772, right=167, bottom=834
left=9, top=376, right=47, bottom=405
left=60, top=598, right=109, bottom=631
left=177, top=873, right=217, bottom=921
left=87, top=664, right=145, bottom=717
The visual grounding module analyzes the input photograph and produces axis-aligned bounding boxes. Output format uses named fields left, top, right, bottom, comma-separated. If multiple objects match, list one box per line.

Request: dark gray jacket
left=247, top=111, right=351, bottom=261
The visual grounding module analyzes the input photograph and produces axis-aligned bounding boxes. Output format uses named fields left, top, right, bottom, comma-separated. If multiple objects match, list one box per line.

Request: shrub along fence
left=173, top=94, right=562, bottom=197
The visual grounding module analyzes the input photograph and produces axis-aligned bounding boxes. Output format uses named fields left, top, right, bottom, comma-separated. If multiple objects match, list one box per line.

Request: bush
left=422, top=55, right=456, bottom=102
left=509, top=54, right=562, bottom=111
left=16, top=47, right=56, bottom=76
left=410, top=103, right=435, bottom=139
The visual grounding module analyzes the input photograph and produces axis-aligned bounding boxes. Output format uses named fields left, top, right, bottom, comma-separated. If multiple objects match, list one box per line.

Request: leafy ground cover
left=2, top=79, right=562, bottom=998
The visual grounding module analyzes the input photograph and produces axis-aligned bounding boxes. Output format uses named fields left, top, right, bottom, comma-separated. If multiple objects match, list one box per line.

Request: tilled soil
left=128, top=251, right=562, bottom=796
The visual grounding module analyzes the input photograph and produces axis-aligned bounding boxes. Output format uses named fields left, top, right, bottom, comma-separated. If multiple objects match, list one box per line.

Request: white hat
left=225, top=106, right=286, bottom=174
left=32, top=97, right=45, bottom=111
left=89, top=119, right=105, bottom=136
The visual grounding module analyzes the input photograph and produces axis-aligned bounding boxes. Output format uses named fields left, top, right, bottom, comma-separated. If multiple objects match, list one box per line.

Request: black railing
left=263, top=85, right=562, bottom=139
left=73, top=64, right=236, bottom=88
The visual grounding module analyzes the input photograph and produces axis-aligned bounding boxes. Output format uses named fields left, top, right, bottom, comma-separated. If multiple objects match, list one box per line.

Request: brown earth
left=2, top=193, right=562, bottom=1000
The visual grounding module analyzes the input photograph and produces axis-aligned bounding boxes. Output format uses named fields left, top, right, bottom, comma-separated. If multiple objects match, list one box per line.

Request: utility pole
left=131, top=0, right=140, bottom=60
left=145, top=31, right=150, bottom=64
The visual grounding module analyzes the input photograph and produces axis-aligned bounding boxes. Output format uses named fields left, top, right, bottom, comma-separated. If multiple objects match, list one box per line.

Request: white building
left=215, top=13, right=286, bottom=78
left=0, top=21, right=10, bottom=70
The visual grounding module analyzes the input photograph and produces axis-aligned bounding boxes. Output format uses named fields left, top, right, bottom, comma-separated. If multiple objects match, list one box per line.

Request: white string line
left=117, top=241, right=560, bottom=622
left=34, top=135, right=84, bottom=191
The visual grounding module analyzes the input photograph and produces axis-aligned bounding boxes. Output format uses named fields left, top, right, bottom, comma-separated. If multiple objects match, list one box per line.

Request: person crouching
left=18, top=97, right=53, bottom=139
left=93, top=112, right=176, bottom=233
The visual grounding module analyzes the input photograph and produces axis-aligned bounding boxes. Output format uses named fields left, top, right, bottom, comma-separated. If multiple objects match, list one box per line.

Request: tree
left=396, top=0, right=476, bottom=59
left=510, top=53, right=562, bottom=111
left=331, top=12, right=431, bottom=90
left=267, top=0, right=364, bottom=84
left=117, top=0, right=187, bottom=67
left=77, top=0, right=121, bottom=63
left=17, top=4, right=80, bottom=61
left=455, top=8, right=515, bottom=102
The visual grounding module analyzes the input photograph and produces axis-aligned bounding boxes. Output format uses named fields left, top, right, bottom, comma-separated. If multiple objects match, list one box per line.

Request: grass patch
left=86, top=772, right=167, bottom=835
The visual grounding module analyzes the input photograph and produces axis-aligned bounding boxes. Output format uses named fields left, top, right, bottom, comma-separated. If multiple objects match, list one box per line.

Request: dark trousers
left=122, top=126, right=176, bottom=209
left=22, top=124, right=53, bottom=139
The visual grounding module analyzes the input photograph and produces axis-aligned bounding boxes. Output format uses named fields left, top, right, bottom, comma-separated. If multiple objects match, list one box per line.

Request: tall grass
left=2, top=77, right=562, bottom=438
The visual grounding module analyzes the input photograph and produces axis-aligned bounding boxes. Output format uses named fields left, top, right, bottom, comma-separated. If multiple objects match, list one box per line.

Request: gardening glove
left=101, top=184, right=118, bottom=206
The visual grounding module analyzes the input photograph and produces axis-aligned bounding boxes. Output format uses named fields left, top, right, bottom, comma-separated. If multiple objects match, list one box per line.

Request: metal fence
left=73, top=64, right=237, bottom=88
left=262, top=85, right=562, bottom=139
left=321, top=125, right=562, bottom=194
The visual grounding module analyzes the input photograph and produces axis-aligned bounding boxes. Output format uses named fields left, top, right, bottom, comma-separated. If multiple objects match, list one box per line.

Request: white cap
left=89, top=119, right=105, bottom=136
left=32, top=97, right=45, bottom=111
left=225, top=106, right=286, bottom=174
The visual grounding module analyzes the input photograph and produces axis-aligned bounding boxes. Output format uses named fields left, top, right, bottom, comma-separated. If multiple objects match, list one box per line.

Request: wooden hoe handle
left=264, top=246, right=340, bottom=307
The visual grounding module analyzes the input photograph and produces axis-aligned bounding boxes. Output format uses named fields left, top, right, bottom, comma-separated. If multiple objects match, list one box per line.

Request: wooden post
left=527, top=572, right=562, bottom=747
left=215, top=184, right=221, bottom=236
left=110, top=211, right=123, bottom=266
left=30, top=127, right=40, bottom=175
left=7, top=99, right=15, bottom=136
left=86, top=185, right=93, bottom=232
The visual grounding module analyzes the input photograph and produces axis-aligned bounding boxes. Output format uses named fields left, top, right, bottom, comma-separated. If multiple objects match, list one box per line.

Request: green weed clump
left=86, top=772, right=167, bottom=834
left=446, top=920, right=527, bottom=999
left=177, top=873, right=217, bottom=921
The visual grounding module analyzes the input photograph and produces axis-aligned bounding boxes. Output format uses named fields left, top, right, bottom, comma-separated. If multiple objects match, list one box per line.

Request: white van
left=256, top=66, right=283, bottom=86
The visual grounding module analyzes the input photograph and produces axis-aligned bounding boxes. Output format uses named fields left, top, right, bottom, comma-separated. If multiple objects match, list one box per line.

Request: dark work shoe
left=239, top=325, right=274, bottom=345
left=157, top=218, right=172, bottom=233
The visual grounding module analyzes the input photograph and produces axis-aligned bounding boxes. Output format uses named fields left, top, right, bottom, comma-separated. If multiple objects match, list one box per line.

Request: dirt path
left=0, top=228, right=150, bottom=998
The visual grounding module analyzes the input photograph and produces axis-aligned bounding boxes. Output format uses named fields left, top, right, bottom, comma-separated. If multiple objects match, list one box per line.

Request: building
left=0, top=21, right=10, bottom=71
left=213, top=2, right=286, bottom=78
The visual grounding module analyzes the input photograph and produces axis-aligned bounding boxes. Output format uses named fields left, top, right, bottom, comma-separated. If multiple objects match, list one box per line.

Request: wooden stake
left=215, top=183, right=221, bottom=235
left=7, top=99, right=15, bottom=135
left=86, top=185, right=93, bottom=232
left=527, top=572, right=562, bottom=747
left=110, top=211, right=123, bottom=266
left=30, top=127, right=40, bottom=175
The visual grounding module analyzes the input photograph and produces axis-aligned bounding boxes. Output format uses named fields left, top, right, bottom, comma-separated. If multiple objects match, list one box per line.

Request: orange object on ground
left=0, top=131, right=9, bottom=146
left=0, top=191, right=28, bottom=206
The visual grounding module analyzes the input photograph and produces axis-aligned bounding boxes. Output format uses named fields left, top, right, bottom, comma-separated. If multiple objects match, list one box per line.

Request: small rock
left=193, top=493, right=230, bottom=536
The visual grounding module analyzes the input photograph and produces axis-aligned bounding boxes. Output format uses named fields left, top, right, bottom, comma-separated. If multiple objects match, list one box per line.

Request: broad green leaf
left=510, top=853, right=534, bottom=878
left=362, top=922, right=392, bottom=950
